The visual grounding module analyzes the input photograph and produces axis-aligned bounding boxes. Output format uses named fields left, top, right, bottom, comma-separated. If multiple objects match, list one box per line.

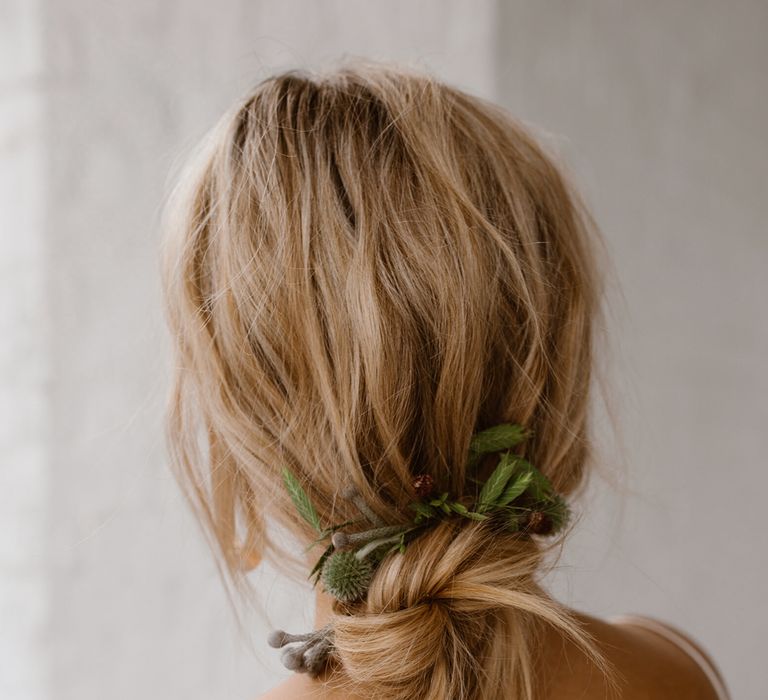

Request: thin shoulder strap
left=608, top=614, right=731, bottom=700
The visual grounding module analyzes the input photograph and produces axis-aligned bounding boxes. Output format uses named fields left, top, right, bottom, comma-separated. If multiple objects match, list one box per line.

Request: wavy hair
left=161, top=60, right=616, bottom=699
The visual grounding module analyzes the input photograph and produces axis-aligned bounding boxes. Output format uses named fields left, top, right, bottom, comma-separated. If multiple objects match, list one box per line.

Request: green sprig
left=466, top=423, right=531, bottom=469
left=280, top=422, right=569, bottom=603
left=282, top=468, right=323, bottom=534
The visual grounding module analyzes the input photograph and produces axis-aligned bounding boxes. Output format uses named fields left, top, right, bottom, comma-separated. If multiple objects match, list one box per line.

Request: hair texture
left=161, top=60, right=615, bottom=700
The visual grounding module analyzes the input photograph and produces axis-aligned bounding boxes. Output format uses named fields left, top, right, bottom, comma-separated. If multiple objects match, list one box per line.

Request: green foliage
left=448, top=501, right=488, bottom=520
left=281, top=468, right=323, bottom=533
left=409, top=500, right=437, bottom=523
left=464, top=426, right=570, bottom=537
left=295, top=421, right=568, bottom=605
left=476, top=450, right=518, bottom=511
left=513, top=458, right=554, bottom=500
left=410, top=492, right=487, bottom=524
left=505, top=511, right=523, bottom=532
left=466, top=423, right=531, bottom=469
left=394, top=531, right=407, bottom=555
left=496, top=469, right=533, bottom=506
left=541, top=493, right=571, bottom=533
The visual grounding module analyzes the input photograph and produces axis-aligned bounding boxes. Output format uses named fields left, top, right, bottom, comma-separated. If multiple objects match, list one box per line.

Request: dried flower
left=412, top=473, right=436, bottom=497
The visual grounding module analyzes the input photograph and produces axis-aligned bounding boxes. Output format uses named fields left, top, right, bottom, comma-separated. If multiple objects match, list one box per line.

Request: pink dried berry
left=412, top=473, right=436, bottom=498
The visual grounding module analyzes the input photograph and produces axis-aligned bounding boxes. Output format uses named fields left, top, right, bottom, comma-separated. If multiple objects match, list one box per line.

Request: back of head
left=162, top=60, right=610, bottom=700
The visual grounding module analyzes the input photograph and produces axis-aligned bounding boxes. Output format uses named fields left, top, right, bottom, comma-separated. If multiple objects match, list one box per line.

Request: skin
left=258, top=589, right=722, bottom=700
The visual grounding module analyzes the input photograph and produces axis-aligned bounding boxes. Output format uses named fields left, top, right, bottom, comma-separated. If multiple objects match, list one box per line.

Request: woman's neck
left=313, top=589, right=335, bottom=629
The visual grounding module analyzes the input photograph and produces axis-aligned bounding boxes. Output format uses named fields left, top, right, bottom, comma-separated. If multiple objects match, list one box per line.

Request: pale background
left=2, top=1, right=766, bottom=699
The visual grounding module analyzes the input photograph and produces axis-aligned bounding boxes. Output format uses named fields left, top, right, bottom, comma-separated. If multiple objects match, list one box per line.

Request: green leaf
left=321, top=518, right=365, bottom=537
left=410, top=500, right=437, bottom=524
left=495, top=469, right=534, bottom=506
left=397, top=532, right=407, bottom=554
left=449, top=502, right=489, bottom=521
left=543, top=494, right=570, bottom=533
left=308, top=541, right=335, bottom=584
left=409, top=502, right=436, bottom=519
left=476, top=450, right=518, bottom=512
left=515, top=458, right=553, bottom=500
left=467, top=423, right=531, bottom=468
left=449, top=501, right=470, bottom=515
left=464, top=510, right=491, bottom=521
left=384, top=532, right=408, bottom=557
left=282, top=468, right=323, bottom=533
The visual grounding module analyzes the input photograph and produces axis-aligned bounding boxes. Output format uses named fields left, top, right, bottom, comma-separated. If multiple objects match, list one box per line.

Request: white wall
left=1, top=2, right=764, bottom=699
left=498, top=5, right=767, bottom=700
left=1, top=1, right=47, bottom=698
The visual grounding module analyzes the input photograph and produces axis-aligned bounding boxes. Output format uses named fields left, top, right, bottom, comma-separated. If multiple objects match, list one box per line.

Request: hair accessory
left=269, top=422, right=570, bottom=674
left=267, top=623, right=334, bottom=677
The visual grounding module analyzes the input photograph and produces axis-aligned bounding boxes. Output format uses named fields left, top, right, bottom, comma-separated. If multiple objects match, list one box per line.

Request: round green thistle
left=321, top=550, right=374, bottom=602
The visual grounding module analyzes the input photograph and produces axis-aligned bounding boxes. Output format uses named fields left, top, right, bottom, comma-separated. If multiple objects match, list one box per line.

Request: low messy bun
left=162, top=58, right=612, bottom=698
left=332, top=518, right=597, bottom=699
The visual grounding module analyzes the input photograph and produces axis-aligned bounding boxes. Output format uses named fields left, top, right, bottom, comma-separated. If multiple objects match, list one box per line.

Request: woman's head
left=162, top=60, right=610, bottom=699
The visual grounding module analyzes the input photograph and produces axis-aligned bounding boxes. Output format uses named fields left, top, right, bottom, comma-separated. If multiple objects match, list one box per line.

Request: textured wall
left=1, top=2, right=47, bottom=698
left=2, top=1, right=765, bottom=699
left=496, top=4, right=767, bottom=700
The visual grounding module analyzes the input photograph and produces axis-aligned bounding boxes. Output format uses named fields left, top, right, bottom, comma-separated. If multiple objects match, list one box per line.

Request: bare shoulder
left=575, top=611, right=727, bottom=700
left=255, top=674, right=317, bottom=700
left=255, top=672, right=347, bottom=700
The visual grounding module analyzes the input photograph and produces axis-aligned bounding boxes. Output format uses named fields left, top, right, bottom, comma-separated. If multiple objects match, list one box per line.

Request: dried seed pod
left=523, top=510, right=553, bottom=535
left=412, top=473, right=436, bottom=498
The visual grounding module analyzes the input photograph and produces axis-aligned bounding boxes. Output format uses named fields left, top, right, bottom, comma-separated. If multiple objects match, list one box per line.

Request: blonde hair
left=161, top=60, right=616, bottom=699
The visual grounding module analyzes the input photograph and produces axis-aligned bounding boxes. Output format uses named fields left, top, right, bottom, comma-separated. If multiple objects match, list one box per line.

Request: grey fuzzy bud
left=340, top=484, right=385, bottom=526
left=269, top=624, right=335, bottom=676
left=267, top=628, right=315, bottom=647
left=331, top=531, right=349, bottom=549
left=267, top=629, right=287, bottom=648
left=281, top=647, right=307, bottom=672
left=304, top=636, right=334, bottom=677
